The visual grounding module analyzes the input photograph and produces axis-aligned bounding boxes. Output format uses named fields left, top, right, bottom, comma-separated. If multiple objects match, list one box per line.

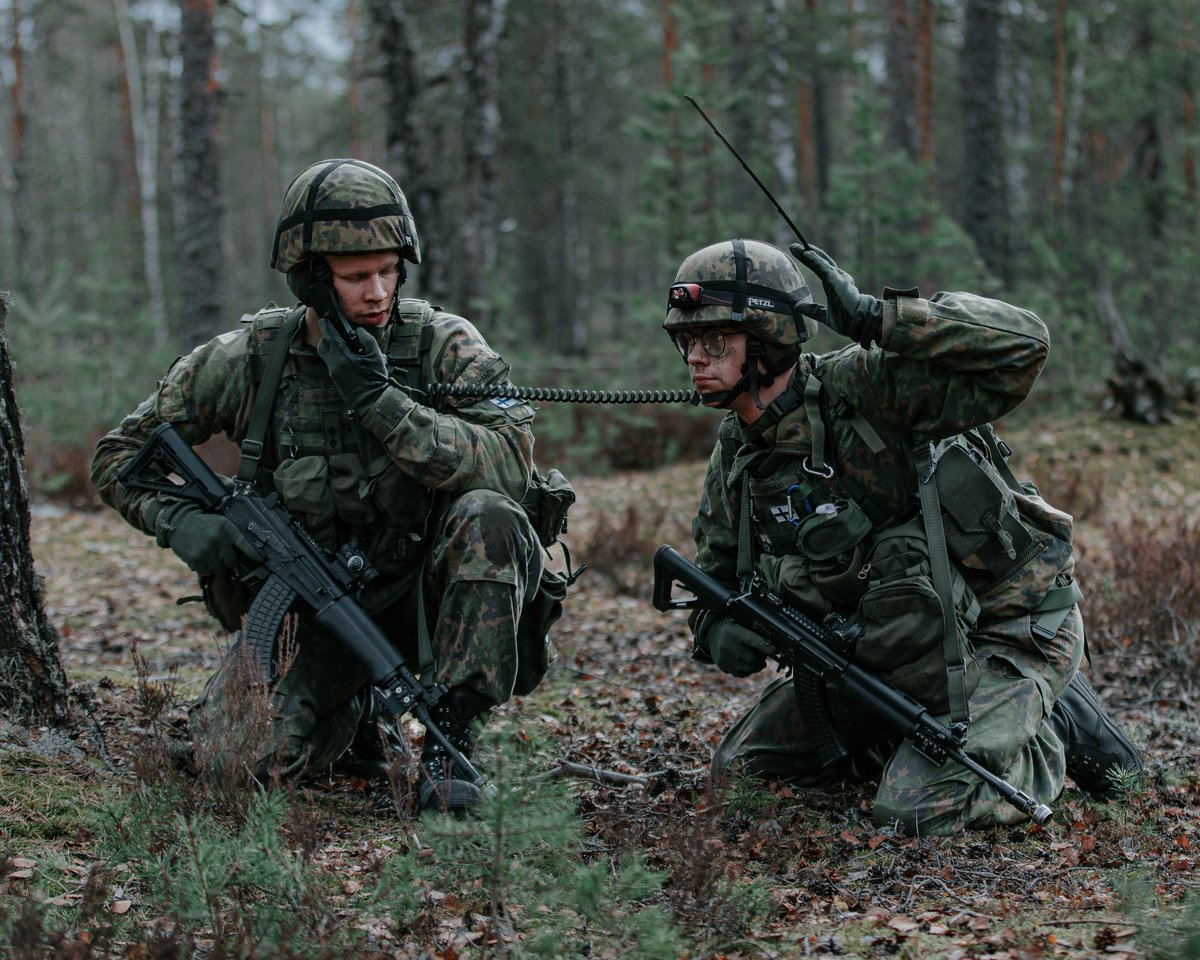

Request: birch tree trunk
left=462, top=0, right=508, bottom=326
left=0, top=293, right=70, bottom=727
left=178, top=0, right=224, bottom=350
left=115, top=0, right=169, bottom=344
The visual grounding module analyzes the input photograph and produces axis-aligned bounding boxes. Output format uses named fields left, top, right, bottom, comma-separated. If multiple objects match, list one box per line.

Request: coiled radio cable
left=419, top=382, right=700, bottom=405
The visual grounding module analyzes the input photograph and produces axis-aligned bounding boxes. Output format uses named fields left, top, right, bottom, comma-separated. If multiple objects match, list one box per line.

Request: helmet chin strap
left=691, top=339, right=776, bottom=411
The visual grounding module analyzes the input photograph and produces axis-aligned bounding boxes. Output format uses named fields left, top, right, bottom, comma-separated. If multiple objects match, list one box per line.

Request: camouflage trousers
left=190, top=489, right=544, bottom=779
left=711, top=606, right=1085, bottom=835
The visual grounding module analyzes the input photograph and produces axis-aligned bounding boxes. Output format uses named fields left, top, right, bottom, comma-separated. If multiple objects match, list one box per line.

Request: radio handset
left=307, top=280, right=365, bottom=355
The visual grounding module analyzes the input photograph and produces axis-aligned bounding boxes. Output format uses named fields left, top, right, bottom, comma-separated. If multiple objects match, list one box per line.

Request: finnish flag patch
left=490, top=395, right=521, bottom=409
left=769, top=504, right=795, bottom=524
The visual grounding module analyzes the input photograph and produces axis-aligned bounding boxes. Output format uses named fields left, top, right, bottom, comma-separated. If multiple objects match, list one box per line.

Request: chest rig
left=236, top=300, right=440, bottom=576
left=732, top=361, right=1073, bottom=733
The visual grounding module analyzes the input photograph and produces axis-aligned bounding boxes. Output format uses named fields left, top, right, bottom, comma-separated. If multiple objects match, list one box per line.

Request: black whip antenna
left=684, top=94, right=811, bottom=251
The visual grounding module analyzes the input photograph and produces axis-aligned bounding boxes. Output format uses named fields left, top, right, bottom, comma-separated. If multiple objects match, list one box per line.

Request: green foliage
left=98, top=783, right=327, bottom=948
left=1117, top=873, right=1200, bottom=958
left=8, top=266, right=176, bottom=488
left=373, top=737, right=687, bottom=958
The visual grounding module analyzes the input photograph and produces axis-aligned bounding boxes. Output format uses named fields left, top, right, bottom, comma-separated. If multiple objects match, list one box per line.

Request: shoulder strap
left=237, top=309, right=304, bottom=486
left=387, top=299, right=437, bottom=396
left=914, top=441, right=971, bottom=736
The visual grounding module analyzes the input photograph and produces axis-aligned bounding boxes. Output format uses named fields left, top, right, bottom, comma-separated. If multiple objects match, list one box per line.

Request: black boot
left=418, top=688, right=491, bottom=814
left=1049, top=673, right=1142, bottom=799
left=338, top=691, right=407, bottom=781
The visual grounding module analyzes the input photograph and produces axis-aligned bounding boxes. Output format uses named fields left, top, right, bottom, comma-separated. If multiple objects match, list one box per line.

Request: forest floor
left=4, top=409, right=1200, bottom=958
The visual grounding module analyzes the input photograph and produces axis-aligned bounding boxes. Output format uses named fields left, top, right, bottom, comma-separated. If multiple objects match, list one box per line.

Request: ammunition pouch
left=853, top=515, right=982, bottom=713
left=513, top=566, right=568, bottom=696
left=200, top=569, right=255, bottom=634
left=521, top=466, right=577, bottom=548
left=512, top=465, right=579, bottom=693
left=934, top=436, right=1033, bottom=580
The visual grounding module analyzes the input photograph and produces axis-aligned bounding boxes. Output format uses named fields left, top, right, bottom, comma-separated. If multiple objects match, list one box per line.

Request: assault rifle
left=652, top=545, right=1052, bottom=824
left=119, top=422, right=492, bottom=795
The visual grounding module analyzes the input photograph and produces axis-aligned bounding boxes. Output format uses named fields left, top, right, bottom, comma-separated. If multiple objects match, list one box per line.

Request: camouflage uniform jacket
left=691, top=289, right=1074, bottom=662
left=91, top=301, right=536, bottom=593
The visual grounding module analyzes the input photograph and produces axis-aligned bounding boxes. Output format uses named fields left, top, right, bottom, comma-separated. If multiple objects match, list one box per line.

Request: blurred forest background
left=2, top=0, right=1198, bottom=494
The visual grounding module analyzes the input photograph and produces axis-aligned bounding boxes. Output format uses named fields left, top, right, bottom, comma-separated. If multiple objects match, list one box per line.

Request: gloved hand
left=790, top=243, right=884, bottom=347
left=155, top=500, right=261, bottom=576
left=704, top=618, right=776, bottom=678
left=316, top=315, right=391, bottom=416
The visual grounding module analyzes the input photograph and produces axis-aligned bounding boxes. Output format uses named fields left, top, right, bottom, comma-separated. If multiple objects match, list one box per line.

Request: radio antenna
left=684, top=94, right=811, bottom=251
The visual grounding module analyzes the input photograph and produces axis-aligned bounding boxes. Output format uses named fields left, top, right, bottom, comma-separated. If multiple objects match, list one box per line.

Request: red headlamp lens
left=668, top=283, right=704, bottom=309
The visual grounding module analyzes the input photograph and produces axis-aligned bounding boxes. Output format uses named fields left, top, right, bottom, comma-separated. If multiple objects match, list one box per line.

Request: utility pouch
left=854, top=516, right=982, bottom=713
left=514, top=465, right=580, bottom=693
left=934, top=437, right=1033, bottom=579
left=200, top=570, right=254, bottom=634
left=327, top=452, right=377, bottom=527
left=513, top=566, right=568, bottom=696
left=273, top=456, right=338, bottom=550
left=795, top=498, right=874, bottom=608
left=521, top=466, right=577, bottom=548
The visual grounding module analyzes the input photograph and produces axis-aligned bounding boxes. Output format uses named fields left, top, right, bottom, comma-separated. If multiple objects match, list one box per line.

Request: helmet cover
left=663, top=238, right=815, bottom=347
left=271, top=158, right=421, bottom=301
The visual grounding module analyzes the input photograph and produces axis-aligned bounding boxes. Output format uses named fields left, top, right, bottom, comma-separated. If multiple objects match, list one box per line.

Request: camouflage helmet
left=271, top=158, right=421, bottom=303
left=663, top=239, right=815, bottom=354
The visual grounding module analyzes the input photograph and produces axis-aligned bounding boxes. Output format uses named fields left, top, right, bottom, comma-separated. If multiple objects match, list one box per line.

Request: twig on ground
left=541, top=760, right=665, bottom=787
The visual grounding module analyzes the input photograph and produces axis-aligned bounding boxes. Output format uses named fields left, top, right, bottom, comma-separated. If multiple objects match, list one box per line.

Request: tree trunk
left=729, top=0, right=752, bottom=214
left=115, top=0, right=169, bottom=345
left=0, top=293, right=71, bottom=727
left=886, top=0, right=918, bottom=160
left=178, top=0, right=224, bottom=350
left=765, top=0, right=797, bottom=249
left=1003, top=5, right=1032, bottom=267
left=551, top=0, right=589, bottom=357
left=1132, top=14, right=1166, bottom=239
left=1052, top=0, right=1068, bottom=212
left=1095, top=260, right=1172, bottom=424
left=368, top=0, right=451, bottom=304
left=797, top=0, right=830, bottom=236
left=462, top=0, right=508, bottom=326
left=662, top=0, right=685, bottom=252
left=7, top=0, right=39, bottom=288
left=960, top=0, right=1009, bottom=282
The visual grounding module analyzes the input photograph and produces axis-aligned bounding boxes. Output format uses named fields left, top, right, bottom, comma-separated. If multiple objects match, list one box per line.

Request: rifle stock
left=652, top=544, right=1052, bottom=824
left=120, top=422, right=492, bottom=795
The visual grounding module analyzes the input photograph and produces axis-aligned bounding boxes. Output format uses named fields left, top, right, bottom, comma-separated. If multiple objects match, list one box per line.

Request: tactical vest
left=241, top=299, right=440, bottom=582
left=731, top=357, right=1077, bottom=721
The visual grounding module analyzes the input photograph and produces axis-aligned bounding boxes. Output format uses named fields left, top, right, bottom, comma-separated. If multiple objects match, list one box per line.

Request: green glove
left=790, top=243, right=884, bottom=347
left=316, top=315, right=391, bottom=416
left=155, top=500, right=261, bottom=576
left=704, top=618, right=776, bottom=678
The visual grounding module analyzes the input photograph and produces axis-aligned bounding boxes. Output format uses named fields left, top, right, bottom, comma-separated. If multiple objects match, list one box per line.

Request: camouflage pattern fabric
left=272, top=159, right=421, bottom=272
left=189, top=488, right=543, bottom=778
left=713, top=608, right=1084, bottom=835
left=691, top=288, right=1082, bottom=834
left=91, top=302, right=543, bottom=778
left=663, top=238, right=815, bottom=346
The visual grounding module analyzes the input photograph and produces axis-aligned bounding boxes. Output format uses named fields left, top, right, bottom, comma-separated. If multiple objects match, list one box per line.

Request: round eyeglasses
left=671, top=329, right=738, bottom=360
